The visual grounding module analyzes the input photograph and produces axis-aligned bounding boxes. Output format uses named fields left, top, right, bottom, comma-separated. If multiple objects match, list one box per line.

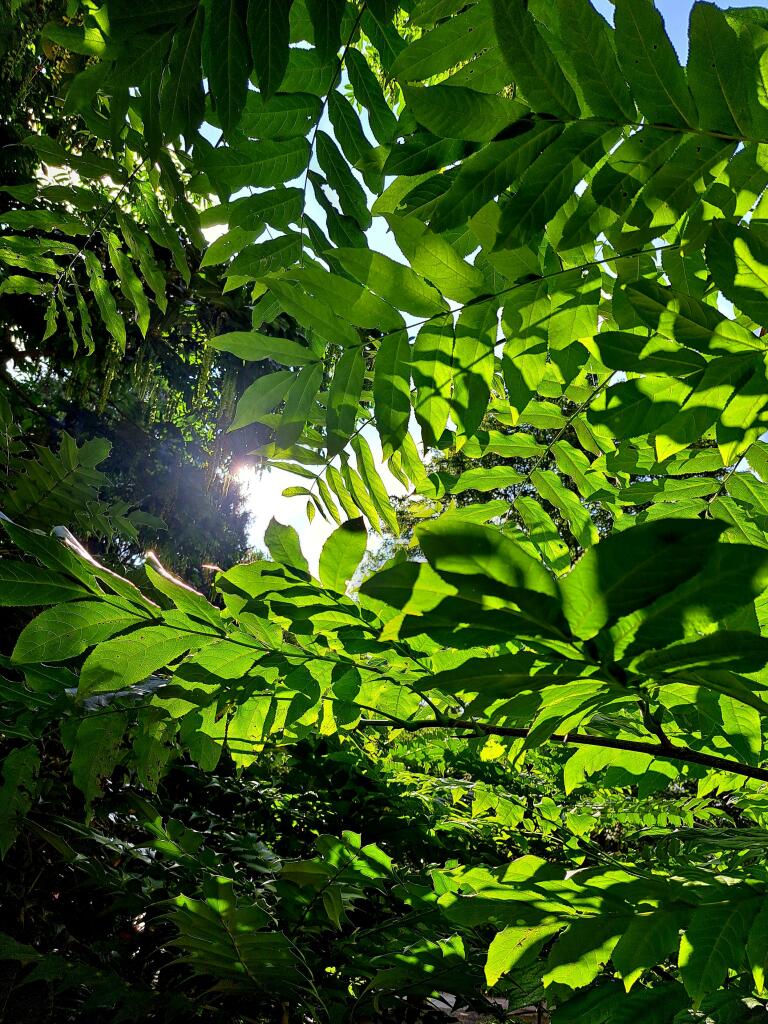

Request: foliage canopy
left=6, top=0, right=768, bottom=1021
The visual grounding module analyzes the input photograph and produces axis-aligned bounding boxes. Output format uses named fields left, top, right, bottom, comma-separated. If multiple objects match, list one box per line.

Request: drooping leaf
left=264, top=517, right=310, bottom=574
left=159, top=5, right=205, bottom=140
left=553, top=0, right=635, bottom=121
left=248, top=0, right=294, bottom=99
left=492, top=0, right=580, bottom=118
left=318, top=518, right=367, bottom=592
left=687, top=2, right=752, bottom=137
left=613, top=0, right=697, bottom=128
left=202, top=0, right=251, bottom=136
left=326, top=345, right=366, bottom=456
left=373, top=330, right=411, bottom=456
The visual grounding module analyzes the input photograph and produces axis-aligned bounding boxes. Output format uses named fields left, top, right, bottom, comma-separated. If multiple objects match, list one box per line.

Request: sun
left=230, top=462, right=255, bottom=487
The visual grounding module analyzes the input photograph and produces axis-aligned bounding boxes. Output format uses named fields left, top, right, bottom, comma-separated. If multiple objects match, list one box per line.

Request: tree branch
left=357, top=717, right=768, bottom=783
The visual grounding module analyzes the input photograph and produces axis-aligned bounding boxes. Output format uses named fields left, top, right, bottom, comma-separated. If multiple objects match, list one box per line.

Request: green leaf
left=373, top=329, right=411, bottom=456
left=12, top=600, right=148, bottom=664
left=492, top=0, right=579, bottom=118
left=229, top=187, right=303, bottom=231
left=327, top=345, right=366, bottom=456
left=288, top=266, right=404, bottom=331
left=621, top=277, right=760, bottom=355
left=679, top=898, right=757, bottom=1005
left=448, top=465, right=524, bottom=495
left=588, top=375, right=683, bottom=443
left=593, top=331, right=705, bottom=376
left=431, top=124, right=563, bottom=232
left=404, top=84, right=528, bottom=143
left=486, top=923, right=561, bottom=986
left=275, top=361, right=324, bottom=448
left=553, top=0, right=635, bottom=121
left=200, top=137, right=309, bottom=191
left=281, top=46, right=337, bottom=94
left=84, top=252, right=126, bottom=351
left=412, top=315, right=454, bottom=447
left=352, top=433, right=399, bottom=535
left=264, top=517, right=309, bottom=574
left=383, top=133, right=471, bottom=177
left=319, top=518, right=367, bottom=592
left=359, top=559, right=455, bottom=614
left=136, top=180, right=191, bottom=284
left=229, top=232, right=303, bottom=279
left=560, top=519, right=726, bottom=640
left=516, top=497, right=571, bottom=574
left=327, top=91, right=378, bottom=190
left=117, top=211, right=168, bottom=312
left=496, top=121, right=620, bottom=249
left=209, top=331, right=319, bottom=365
left=0, top=746, right=39, bottom=858
left=229, top=370, right=295, bottom=430
left=687, top=2, right=752, bottom=137
left=717, top=357, right=768, bottom=466
left=385, top=215, right=485, bottom=303
left=544, top=917, right=627, bottom=989
left=718, top=694, right=762, bottom=763
left=452, top=299, right=497, bottom=438
left=69, top=713, right=127, bottom=811
left=417, top=518, right=559, bottom=600
left=107, top=234, right=151, bottom=337
left=266, top=275, right=361, bottom=345
left=79, top=625, right=216, bottom=698
left=316, top=130, right=371, bottom=230
left=531, top=470, right=599, bottom=550
left=342, top=462, right=382, bottom=533
left=144, top=559, right=221, bottom=629
left=0, top=275, right=52, bottom=296
left=159, top=5, right=205, bottom=140
left=333, top=248, right=448, bottom=317
left=609, top=543, right=768, bottom=659
left=345, top=48, right=398, bottom=144
left=240, top=91, right=321, bottom=139
left=248, top=0, right=294, bottom=98
left=633, top=632, right=768, bottom=675
left=391, top=1, right=496, bottom=83
left=653, top=353, right=757, bottom=462
left=42, top=20, right=112, bottom=56
left=748, top=902, right=768, bottom=995
left=612, top=910, right=685, bottom=992
left=429, top=651, right=587, bottom=697
left=202, top=0, right=251, bottom=136
left=0, top=209, right=88, bottom=234
left=327, top=464, right=363, bottom=521
left=0, top=561, right=86, bottom=606
left=706, top=222, right=768, bottom=329
left=305, top=0, right=345, bottom=59
left=200, top=226, right=260, bottom=267
left=613, top=0, right=697, bottom=128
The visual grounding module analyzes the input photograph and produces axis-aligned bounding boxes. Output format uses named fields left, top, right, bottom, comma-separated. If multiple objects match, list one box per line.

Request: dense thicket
left=4, top=1, right=768, bottom=1022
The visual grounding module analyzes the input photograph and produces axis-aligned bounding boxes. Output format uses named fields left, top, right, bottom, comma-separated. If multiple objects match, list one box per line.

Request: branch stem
left=358, top=717, right=768, bottom=783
